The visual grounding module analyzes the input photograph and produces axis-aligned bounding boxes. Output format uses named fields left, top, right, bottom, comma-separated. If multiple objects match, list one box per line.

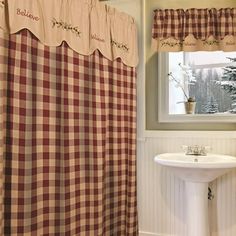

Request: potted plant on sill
left=168, top=63, right=196, bottom=114
left=183, top=97, right=196, bottom=114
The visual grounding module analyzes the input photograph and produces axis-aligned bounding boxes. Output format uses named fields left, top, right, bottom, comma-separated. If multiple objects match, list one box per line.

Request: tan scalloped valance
left=0, top=0, right=138, bottom=67
left=152, top=8, right=236, bottom=52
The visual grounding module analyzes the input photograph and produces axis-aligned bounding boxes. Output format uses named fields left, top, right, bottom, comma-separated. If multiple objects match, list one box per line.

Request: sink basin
left=154, top=153, right=236, bottom=182
left=154, top=152, right=236, bottom=236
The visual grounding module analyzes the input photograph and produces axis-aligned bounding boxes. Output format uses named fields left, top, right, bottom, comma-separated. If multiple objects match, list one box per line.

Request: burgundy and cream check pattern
left=152, top=8, right=236, bottom=41
left=0, top=29, right=138, bottom=235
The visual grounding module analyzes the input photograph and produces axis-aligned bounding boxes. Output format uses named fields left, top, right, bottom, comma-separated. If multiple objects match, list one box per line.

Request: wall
left=107, top=0, right=236, bottom=236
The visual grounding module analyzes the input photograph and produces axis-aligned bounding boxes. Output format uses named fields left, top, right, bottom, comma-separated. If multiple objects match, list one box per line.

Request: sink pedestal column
left=185, top=181, right=209, bottom=236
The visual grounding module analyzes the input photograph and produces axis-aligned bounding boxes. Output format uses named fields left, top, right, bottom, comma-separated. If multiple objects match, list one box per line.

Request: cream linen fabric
left=0, top=0, right=138, bottom=67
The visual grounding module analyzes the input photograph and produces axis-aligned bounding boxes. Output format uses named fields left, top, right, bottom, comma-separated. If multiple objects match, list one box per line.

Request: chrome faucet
left=182, top=145, right=210, bottom=156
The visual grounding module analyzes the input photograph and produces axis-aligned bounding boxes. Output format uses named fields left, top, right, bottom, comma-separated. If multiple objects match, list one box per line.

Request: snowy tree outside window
left=216, top=58, right=236, bottom=113
left=168, top=51, right=236, bottom=115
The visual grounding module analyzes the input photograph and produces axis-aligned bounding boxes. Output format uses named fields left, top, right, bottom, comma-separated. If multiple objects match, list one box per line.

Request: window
left=158, top=51, right=236, bottom=123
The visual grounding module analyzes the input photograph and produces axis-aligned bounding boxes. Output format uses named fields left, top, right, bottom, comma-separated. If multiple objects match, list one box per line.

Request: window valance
left=152, top=8, right=236, bottom=52
left=0, top=0, right=138, bottom=67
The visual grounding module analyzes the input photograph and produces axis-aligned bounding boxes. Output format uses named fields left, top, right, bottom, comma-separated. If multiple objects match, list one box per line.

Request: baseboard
left=139, top=231, right=174, bottom=236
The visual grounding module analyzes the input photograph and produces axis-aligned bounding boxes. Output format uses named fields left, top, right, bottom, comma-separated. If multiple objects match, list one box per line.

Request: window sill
left=142, top=130, right=236, bottom=139
left=158, top=113, right=236, bottom=123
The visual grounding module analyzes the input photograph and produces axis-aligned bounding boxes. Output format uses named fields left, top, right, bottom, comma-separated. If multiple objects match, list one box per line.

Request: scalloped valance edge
left=0, top=0, right=139, bottom=67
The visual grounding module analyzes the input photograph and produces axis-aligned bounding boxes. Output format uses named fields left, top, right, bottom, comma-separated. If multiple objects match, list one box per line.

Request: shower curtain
left=0, top=0, right=138, bottom=235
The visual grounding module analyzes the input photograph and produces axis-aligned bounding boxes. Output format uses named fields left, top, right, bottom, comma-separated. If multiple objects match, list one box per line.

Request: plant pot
left=184, top=101, right=196, bottom=114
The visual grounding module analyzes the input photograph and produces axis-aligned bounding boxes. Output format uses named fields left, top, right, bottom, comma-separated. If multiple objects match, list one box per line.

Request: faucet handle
left=182, top=145, right=211, bottom=156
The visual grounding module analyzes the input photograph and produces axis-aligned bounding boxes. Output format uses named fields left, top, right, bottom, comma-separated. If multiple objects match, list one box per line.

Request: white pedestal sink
left=154, top=153, right=236, bottom=236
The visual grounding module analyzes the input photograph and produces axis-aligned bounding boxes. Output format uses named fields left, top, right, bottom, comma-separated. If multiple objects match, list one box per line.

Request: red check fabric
left=0, top=29, right=138, bottom=235
left=152, top=8, right=236, bottom=41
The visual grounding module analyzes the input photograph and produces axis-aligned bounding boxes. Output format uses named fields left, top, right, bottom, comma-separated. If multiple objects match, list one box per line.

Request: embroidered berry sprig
left=52, top=18, right=81, bottom=37
left=111, top=39, right=129, bottom=52
left=0, top=1, right=4, bottom=8
left=161, top=40, right=183, bottom=47
left=203, top=39, right=219, bottom=46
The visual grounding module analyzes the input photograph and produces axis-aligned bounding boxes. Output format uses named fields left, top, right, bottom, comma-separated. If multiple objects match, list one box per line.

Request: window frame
left=158, top=52, right=236, bottom=123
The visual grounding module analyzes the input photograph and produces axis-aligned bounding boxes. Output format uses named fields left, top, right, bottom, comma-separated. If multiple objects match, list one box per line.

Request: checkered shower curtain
left=0, top=29, right=138, bottom=235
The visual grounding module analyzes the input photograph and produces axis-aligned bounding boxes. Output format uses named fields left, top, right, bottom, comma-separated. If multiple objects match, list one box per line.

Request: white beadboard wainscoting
left=137, top=135, right=236, bottom=236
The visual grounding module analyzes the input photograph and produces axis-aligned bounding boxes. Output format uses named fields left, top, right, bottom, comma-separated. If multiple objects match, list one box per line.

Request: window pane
left=186, top=51, right=236, bottom=66
left=168, top=51, right=236, bottom=114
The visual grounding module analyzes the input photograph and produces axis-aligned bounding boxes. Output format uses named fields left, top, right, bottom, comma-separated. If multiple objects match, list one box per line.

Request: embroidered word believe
left=17, top=8, right=40, bottom=21
left=91, top=34, right=105, bottom=43
left=226, top=41, right=236, bottom=46
left=52, top=18, right=81, bottom=37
